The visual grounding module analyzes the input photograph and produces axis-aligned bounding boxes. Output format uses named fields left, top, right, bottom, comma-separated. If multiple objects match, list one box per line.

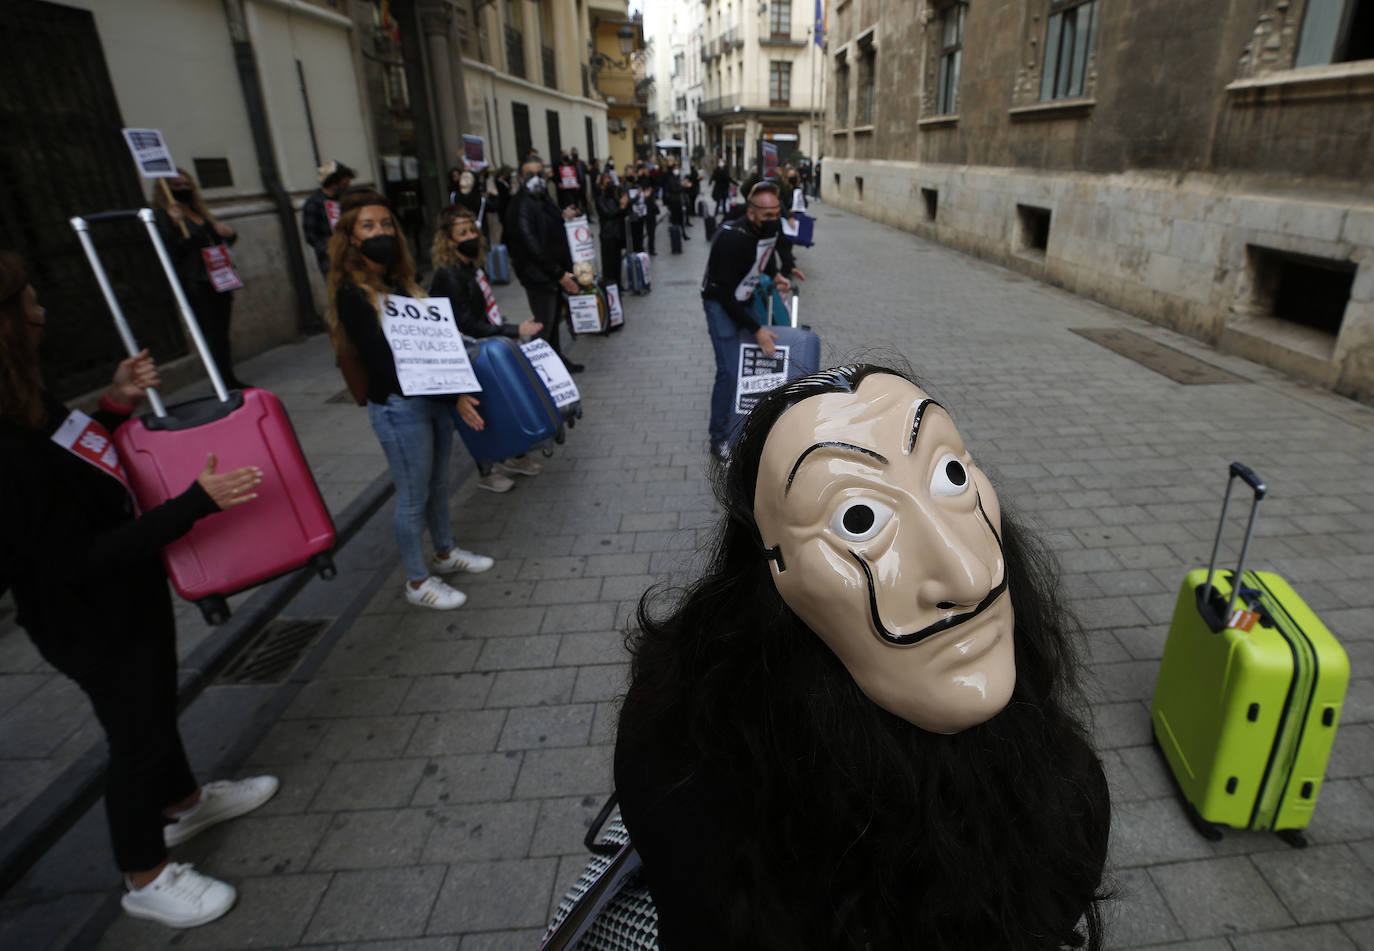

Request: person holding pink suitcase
left=0, top=252, right=279, bottom=928
left=325, top=190, right=493, bottom=610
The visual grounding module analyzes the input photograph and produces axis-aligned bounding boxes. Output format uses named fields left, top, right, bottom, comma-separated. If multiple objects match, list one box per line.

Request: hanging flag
left=814, top=0, right=825, bottom=47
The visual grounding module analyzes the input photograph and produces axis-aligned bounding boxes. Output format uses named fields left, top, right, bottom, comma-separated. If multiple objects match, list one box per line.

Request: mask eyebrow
left=785, top=442, right=889, bottom=495
left=905, top=399, right=943, bottom=455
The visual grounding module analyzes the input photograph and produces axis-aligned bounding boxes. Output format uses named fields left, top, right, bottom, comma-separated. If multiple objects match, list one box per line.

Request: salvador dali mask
left=753, top=374, right=1015, bottom=734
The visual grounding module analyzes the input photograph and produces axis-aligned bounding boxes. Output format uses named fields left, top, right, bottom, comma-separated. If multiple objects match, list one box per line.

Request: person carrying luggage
left=429, top=204, right=546, bottom=493
left=503, top=157, right=585, bottom=374
left=152, top=168, right=248, bottom=390
left=625, top=175, right=649, bottom=255
left=644, top=172, right=661, bottom=256
left=709, top=158, right=735, bottom=218
left=324, top=189, right=493, bottom=610
left=662, top=161, right=689, bottom=246
left=698, top=181, right=795, bottom=460
left=0, top=252, right=280, bottom=929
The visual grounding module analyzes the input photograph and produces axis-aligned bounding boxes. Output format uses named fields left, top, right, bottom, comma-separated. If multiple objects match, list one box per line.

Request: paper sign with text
left=605, top=284, right=624, bottom=328
left=51, top=410, right=131, bottom=494
left=559, top=166, right=580, bottom=190
left=564, top=217, right=596, bottom=264
left=380, top=295, right=481, bottom=396
left=567, top=294, right=603, bottom=334
left=201, top=246, right=244, bottom=292
left=121, top=128, right=177, bottom=178
left=462, top=134, right=488, bottom=171
left=520, top=338, right=580, bottom=408
left=734, top=343, right=791, bottom=415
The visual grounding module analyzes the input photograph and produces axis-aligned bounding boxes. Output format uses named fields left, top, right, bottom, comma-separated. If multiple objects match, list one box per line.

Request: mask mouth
left=847, top=494, right=1008, bottom=647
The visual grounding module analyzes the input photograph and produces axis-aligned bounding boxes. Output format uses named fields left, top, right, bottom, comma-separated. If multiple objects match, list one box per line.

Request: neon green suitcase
left=1151, top=464, right=1350, bottom=846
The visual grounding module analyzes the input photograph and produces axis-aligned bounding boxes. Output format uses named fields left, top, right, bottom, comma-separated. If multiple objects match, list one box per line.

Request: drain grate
left=326, top=389, right=355, bottom=404
left=218, top=619, right=330, bottom=684
left=1070, top=328, right=1250, bottom=385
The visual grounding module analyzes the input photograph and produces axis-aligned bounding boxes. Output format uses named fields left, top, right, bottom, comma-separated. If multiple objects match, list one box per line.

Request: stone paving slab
left=5, top=201, right=1373, bottom=949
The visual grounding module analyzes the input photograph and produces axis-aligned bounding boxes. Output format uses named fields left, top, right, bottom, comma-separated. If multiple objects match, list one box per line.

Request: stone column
left=418, top=0, right=461, bottom=165
left=522, top=0, right=542, bottom=90
left=551, top=0, right=579, bottom=94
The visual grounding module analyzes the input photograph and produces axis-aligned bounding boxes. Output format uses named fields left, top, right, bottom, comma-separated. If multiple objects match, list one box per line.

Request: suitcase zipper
left=1246, top=573, right=1319, bottom=830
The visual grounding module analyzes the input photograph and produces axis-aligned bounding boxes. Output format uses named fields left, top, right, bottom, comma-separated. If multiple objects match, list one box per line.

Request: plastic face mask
left=753, top=374, right=1015, bottom=733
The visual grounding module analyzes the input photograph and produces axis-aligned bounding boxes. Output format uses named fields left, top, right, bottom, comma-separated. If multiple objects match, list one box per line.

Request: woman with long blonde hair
left=150, top=168, right=245, bottom=387
left=427, top=203, right=545, bottom=493
left=326, top=189, right=490, bottom=610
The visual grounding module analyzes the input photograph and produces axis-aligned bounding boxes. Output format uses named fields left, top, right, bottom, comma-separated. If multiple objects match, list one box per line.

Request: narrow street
left=5, top=202, right=1374, bottom=950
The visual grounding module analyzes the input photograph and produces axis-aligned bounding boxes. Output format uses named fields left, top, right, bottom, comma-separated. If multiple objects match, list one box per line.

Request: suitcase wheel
left=1277, top=829, right=1309, bottom=849
left=542, top=446, right=555, bottom=458
left=313, top=552, right=337, bottom=581
left=1182, top=797, right=1225, bottom=842
left=198, top=595, right=231, bottom=626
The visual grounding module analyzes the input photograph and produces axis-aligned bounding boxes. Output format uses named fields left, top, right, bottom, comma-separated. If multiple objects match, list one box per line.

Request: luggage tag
left=201, top=244, right=244, bottom=293
left=51, top=409, right=133, bottom=497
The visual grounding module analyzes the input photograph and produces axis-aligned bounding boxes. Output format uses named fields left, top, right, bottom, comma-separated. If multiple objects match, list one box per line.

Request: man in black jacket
left=504, top=156, right=584, bottom=372
left=699, top=181, right=792, bottom=458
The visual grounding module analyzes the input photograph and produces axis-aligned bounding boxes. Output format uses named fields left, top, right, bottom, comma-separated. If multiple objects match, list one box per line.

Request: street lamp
left=588, top=25, right=637, bottom=72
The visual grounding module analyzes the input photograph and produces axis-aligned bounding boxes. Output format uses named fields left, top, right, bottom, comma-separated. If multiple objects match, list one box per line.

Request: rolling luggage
left=488, top=243, right=511, bottom=283
left=792, top=212, right=815, bottom=247
left=703, top=214, right=717, bottom=242
left=452, top=336, right=564, bottom=463
left=72, top=209, right=336, bottom=625
left=669, top=223, right=683, bottom=255
left=1151, top=463, right=1349, bottom=847
left=727, top=322, right=822, bottom=444
left=635, top=251, right=651, bottom=292
left=752, top=273, right=791, bottom=327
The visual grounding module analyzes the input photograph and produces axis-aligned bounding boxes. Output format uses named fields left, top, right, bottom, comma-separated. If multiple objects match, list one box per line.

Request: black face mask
left=456, top=237, right=482, bottom=259
left=170, top=188, right=194, bottom=204
left=755, top=218, right=780, bottom=238
left=358, top=234, right=399, bottom=265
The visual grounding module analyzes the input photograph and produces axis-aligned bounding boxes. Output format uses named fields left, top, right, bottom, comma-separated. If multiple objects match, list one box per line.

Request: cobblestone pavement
left=11, top=202, right=1374, bottom=950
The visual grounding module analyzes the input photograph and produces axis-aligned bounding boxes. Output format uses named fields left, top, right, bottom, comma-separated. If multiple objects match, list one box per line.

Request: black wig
left=615, top=364, right=1111, bottom=951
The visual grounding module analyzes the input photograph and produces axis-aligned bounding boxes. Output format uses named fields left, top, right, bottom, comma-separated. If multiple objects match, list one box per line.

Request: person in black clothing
left=643, top=169, right=661, bottom=256
left=153, top=168, right=247, bottom=389
left=684, top=161, right=701, bottom=226
left=595, top=174, right=629, bottom=282
left=0, top=251, right=280, bottom=928
left=615, top=363, right=1110, bottom=951
left=698, top=182, right=793, bottom=458
left=301, top=160, right=355, bottom=275
left=326, top=190, right=492, bottom=610
left=709, top=158, right=735, bottom=217
left=503, top=157, right=583, bottom=373
left=428, top=204, right=545, bottom=493
left=661, top=161, right=689, bottom=244
left=624, top=175, right=649, bottom=254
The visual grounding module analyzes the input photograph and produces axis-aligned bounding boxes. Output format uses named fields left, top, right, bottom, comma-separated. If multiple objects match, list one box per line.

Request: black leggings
left=187, top=284, right=236, bottom=386
left=32, top=585, right=196, bottom=873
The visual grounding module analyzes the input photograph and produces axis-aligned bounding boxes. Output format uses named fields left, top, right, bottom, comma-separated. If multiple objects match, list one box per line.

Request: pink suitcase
left=72, top=209, right=336, bottom=624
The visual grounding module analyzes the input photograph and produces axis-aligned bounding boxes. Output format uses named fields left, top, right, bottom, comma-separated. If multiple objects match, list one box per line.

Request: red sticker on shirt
left=51, top=410, right=132, bottom=496
left=326, top=199, right=341, bottom=230
left=201, top=245, right=244, bottom=293
left=476, top=270, right=503, bottom=326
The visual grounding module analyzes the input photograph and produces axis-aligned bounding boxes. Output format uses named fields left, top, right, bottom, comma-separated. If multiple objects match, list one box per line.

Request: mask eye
left=931, top=453, right=972, bottom=498
left=829, top=498, right=895, bottom=543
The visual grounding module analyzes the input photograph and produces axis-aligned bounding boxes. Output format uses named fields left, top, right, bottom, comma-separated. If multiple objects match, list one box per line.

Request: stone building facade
left=825, top=0, right=1374, bottom=399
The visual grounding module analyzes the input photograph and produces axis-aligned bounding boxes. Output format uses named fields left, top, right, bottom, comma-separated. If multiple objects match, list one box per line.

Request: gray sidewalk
left=5, top=203, right=1374, bottom=950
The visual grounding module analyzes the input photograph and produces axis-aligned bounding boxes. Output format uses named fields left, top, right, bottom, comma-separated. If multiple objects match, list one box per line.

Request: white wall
left=464, top=63, right=610, bottom=167
left=245, top=0, right=375, bottom=193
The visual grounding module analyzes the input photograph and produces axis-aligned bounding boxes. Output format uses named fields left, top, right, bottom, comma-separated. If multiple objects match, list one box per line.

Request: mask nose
left=898, top=504, right=1001, bottom=612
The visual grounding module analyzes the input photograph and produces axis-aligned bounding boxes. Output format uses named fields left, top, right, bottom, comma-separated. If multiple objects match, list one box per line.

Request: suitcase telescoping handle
left=70, top=209, right=232, bottom=415
left=1202, top=462, right=1268, bottom=626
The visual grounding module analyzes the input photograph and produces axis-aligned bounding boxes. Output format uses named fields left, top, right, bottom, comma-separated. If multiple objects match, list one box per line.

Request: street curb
left=0, top=471, right=395, bottom=896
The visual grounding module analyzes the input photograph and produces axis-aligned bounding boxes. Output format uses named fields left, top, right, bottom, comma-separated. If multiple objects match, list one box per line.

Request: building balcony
left=698, top=93, right=741, bottom=117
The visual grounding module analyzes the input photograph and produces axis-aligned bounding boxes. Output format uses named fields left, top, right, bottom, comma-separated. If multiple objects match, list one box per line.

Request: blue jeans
left=368, top=394, right=456, bottom=582
left=704, top=299, right=743, bottom=445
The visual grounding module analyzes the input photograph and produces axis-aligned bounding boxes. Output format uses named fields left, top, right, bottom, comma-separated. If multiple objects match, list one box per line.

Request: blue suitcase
left=451, top=337, right=563, bottom=462
left=727, top=323, right=822, bottom=444
left=621, top=252, right=648, bottom=296
left=669, top=223, right=683, bottom=255
left=487, top=244, right=511, bottom=284
left=791, top=213, right=815, bottom=247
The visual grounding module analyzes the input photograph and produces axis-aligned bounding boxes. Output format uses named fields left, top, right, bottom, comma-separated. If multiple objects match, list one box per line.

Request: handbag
left=540, top=795, right=659, bottom=951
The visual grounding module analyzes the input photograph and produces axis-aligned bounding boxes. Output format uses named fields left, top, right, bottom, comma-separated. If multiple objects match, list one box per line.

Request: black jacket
left=503, top=188, right=573, bottom=288
left=0, top=394, right=217, bottom=651
left=430, top=263, right=521, bottom=339
left=699, top=217, right=787, bottom=334
left=710, top=167, right=734, bottom=200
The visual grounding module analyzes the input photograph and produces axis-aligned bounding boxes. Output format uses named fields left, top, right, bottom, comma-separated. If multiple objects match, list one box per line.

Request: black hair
left=618, top=364, right=1111, bottom=951
left=322, top=162, right=355, bottom=188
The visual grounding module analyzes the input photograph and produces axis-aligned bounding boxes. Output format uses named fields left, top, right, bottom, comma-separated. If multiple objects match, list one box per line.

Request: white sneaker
left=163, top=776, right=279, bottom=847
left=477, top=472, right=515, bottom=493
left=405, top=576, right=468, bottom=610
left=432, top=549, right=495, bottom=574
left=121, top=863, right=237, bottom=928
left=494, top=456, right=542, bottom=477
